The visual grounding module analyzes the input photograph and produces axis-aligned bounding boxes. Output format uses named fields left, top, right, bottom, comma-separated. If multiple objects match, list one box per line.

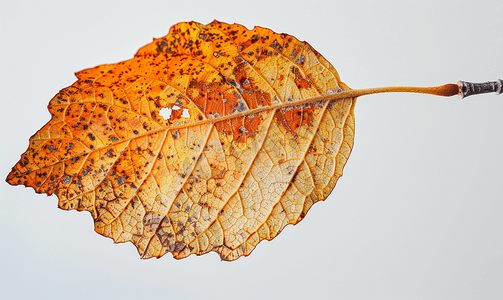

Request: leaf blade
left=7, top=20, right=356, bottom=260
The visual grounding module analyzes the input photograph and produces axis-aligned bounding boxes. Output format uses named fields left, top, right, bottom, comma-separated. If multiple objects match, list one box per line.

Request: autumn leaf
left=6, top=20, right=501, bottom=261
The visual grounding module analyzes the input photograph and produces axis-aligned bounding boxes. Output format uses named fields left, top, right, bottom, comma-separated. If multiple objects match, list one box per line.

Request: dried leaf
left=6, top=20, right=355, bottom=260
left=11, top=20, right=497, bottom=261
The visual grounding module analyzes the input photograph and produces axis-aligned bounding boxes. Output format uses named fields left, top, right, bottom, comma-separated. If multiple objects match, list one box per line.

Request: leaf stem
left=327, top=79, right=503, bottom=101
left=165, top=80, right=501, bottom=131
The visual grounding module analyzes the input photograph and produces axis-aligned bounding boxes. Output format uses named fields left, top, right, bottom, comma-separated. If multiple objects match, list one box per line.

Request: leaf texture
left=6, top=20, right=356, bottom=261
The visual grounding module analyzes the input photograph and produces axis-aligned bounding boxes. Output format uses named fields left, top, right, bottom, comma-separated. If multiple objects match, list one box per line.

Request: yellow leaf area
left=7, top=21, right=356, bottom=261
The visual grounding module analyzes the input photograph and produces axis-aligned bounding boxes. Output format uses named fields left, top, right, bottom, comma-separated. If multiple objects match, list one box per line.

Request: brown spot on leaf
left=291, top=66, right=311, bottom=89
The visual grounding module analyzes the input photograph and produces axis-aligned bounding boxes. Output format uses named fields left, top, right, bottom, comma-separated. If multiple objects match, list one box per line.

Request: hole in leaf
left=181, top=109, right=190, bottom=118
left=159, top=107, right=172, bottom=120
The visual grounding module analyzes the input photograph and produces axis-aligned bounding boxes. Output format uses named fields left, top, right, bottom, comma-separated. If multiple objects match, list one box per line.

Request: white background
left=1, top=0, right=502, bottom=299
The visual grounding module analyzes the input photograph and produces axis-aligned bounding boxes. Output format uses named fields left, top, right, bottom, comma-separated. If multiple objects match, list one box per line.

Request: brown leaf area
left=6, top=20, right=356, bottom=261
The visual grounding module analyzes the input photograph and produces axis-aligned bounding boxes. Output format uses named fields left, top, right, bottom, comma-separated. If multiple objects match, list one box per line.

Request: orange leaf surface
left=6, top=20, right=356, bottom=260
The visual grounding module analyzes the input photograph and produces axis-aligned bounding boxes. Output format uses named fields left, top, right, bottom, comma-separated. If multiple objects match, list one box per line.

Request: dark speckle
left=62, top=175, right=72, bottom=184
left=104, top=149, right=115, bottom=158
left=173, top=242, right=185, bottom=252
left=251, top=35, right=260, bottom=43
left=235, top=99, right=247, bottom=112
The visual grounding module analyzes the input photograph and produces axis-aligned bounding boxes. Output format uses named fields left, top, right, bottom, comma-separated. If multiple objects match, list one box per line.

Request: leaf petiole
left=321, top=79, right=502, bottom=101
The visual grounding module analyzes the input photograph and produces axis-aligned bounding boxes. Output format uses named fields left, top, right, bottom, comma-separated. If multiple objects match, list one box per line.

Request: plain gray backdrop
left=1, top=0, right=502, bottom=299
